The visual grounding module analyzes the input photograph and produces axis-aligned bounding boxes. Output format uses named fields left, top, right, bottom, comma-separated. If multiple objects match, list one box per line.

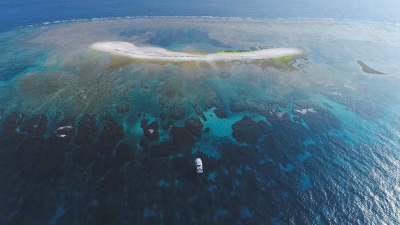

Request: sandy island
left=90, top=42, right=302, bottom=61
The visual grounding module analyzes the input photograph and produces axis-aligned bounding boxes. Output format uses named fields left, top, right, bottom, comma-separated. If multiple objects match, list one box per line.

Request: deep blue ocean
left=0, top=1, right=400, bottom=225
left=1, top=0, right=400, bottom=33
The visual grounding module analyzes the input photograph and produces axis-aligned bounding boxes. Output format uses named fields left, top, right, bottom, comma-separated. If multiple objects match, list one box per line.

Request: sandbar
left=90, top=42, right=302, bottom=61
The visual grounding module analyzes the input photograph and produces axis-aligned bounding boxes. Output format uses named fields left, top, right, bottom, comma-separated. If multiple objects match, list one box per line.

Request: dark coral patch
left=160, top=112, right=166, bottom=121
left=116, top=103, right=130, bottom=114
left=94, top=113, right=125, bottom=155
left=185, top=117, right=204, bottom=138
left=220, top=143, right=256, bottom=167
left=162, top=121, right=174, bottom=130
left=115, top=143, right=133, bottom=166
left=170, top=156, right=197, bottom=180
left=194, top=105, right=204, bottom=116
left=140, top=119, right=148, bottom=128
left=293, top=101, right=341, bottom=132
left=203, top=98, right=221, bottom=110
left=17, top=114, right=48, bottom=167
left=151, top=142, right=177, bottom=158
left=170, top=106, right=186, bottom=120
left=149, top=121, right=159, bottom=130
left=22, top=114, right=48, bottom=135
left=232, top=116, right=269, bottom=145
left=0, top=113, right=26, bottom=150
left=214, top=108, right=228, bottom=119
left=171, top=125, right=196, bottom=148
left=76, top=115, right=100, bottom=145
left=143, top=121, right=160, bottom=142
left=162, top=124, right=170, bottom=130
left=101, top=171, right=124, bottom=191
left=139, top=138, right=149, bottom=151
left=75, top=145, right=97, bottom=166
left=229, top=103, right=270, bottom=117
left=140, top=83, right=148, bottom=89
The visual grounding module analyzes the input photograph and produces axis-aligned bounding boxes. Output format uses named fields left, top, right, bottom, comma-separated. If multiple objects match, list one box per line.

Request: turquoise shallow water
left=0, top=18, right=399, bottom=224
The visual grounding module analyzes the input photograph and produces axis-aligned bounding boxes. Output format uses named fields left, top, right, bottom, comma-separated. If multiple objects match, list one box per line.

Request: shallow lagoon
left=0, top=18, right=400, bottom=224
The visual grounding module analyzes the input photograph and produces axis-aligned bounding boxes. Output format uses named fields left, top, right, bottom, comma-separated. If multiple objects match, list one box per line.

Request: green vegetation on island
left=273, top=55, right=294, bottom=63
left=253, top=53, right=307, bottom=72
left=108, top=54, right=303, bottom=72
left=215, top=49, right=254, bottom=54
left=215, top=46, right=274, bottom=54
left=91, top=50, right=101, bottom=58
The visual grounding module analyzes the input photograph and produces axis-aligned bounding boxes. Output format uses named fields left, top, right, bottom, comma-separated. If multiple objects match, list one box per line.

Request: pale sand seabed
left=90, top=41, right=302, bottom=61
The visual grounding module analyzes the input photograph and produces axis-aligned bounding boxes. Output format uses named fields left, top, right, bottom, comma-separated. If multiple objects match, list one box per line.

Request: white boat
left=195, top=158, right=203, bottom=173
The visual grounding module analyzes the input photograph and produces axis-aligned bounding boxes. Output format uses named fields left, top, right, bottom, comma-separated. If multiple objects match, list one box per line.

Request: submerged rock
left=214, top=108, right=228, bottom=119
left=357, top=60, right=385, bottom=75
left=185, top=117, right=204, bottom=138
left=231, top=116, right=269, bottom=145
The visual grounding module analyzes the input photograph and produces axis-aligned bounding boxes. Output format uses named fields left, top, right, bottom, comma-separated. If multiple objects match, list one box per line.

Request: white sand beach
left=90, top=42, right=302, bottom=61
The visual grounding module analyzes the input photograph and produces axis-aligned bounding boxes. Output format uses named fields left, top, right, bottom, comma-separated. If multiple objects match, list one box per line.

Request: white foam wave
left=19, top=15, right=400, bottom=31
left=293, top=108, right=317, bottom=115
left=56, top=126, right=73, bottom=131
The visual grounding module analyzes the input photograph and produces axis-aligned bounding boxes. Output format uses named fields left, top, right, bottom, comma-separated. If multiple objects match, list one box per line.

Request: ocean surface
left=0, top=1, right=400, bottom=225
left=2, top=0, right=400, bottom=33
